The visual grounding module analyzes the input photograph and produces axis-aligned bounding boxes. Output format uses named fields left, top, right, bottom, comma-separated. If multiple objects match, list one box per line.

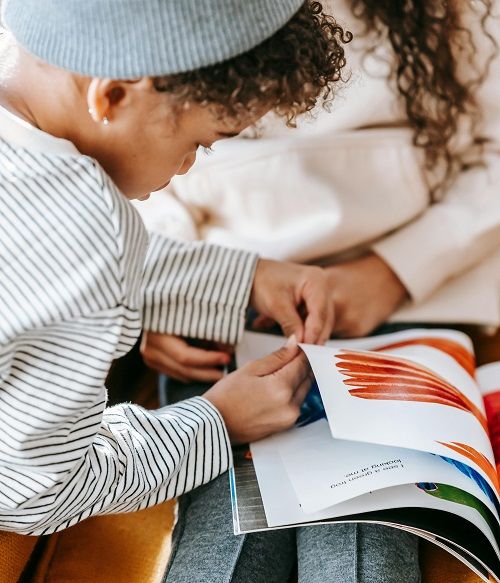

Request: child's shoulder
left=0, top=140, right=141, bottom=243
left=1, top=139, right=104, bottom=203
left=0, top=143, right=147, bottom=327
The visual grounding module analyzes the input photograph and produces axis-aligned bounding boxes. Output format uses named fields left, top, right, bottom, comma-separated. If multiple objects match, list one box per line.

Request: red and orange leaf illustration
left=335, top=350, right=488, bottom=433
left=439, top=441, right=500, bottom=495
left=375, top=337, right=475, bottom=378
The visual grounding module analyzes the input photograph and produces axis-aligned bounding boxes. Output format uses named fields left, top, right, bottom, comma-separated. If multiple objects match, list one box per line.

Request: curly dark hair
left=351, top=0, right=498, bottom=199
left=153, top=1, right=352, bottom=127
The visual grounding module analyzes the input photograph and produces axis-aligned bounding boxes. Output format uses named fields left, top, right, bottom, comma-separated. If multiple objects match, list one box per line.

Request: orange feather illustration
left=335, top=350, right=488, bottom=433
left=438, top=441, right=500, bottom=495
left=375, top=337, right=475, bottom=378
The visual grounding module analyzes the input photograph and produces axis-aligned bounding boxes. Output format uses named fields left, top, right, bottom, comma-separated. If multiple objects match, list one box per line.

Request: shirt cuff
left=142, top=235, right=259, bottom=344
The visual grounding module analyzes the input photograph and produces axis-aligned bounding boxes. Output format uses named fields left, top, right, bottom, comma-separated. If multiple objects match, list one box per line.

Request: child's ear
left=87, top=77, right=153, bottom=124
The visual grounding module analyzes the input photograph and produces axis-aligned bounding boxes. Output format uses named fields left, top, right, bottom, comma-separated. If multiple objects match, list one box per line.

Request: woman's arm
left=372, top=13, right=500, bottom=304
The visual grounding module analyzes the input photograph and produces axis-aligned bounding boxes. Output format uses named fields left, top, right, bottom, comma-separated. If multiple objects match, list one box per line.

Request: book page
left=477, top=362, right=500, bottom=477
left=298, top=334, right=498, bottom=497
left=273, top=419, right=498, bottom=517
left=238, top=330, right=497, bottom=495
left=232, top=428, right=500, bottom=581
left=248, top=433, right=500, bottom=563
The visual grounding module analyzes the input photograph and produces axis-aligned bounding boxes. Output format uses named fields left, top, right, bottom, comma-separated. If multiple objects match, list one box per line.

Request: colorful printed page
left=274, top=419, right=499, bottom=517
left=250, top=426, right=500, bottom=564
left=298, top=333, right=498, bottom=498
left=238, top=330, right=499, bottom=497
left=478, top=362, right=500, bottom=474
left=238, top=330, right=499, bottom=502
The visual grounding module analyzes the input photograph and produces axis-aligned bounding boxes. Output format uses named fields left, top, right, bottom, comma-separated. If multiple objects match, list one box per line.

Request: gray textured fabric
left=297, top=522, right=420, bottom=583
left=1, top=0, right=304, bottom=78
left=165, top=474, right=295, bottom=583
left=164, top=474, right=421, bottom=583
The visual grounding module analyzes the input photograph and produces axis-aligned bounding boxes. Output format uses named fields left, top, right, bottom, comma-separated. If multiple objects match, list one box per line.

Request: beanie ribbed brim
left=1, top=0, right=304, bottom=78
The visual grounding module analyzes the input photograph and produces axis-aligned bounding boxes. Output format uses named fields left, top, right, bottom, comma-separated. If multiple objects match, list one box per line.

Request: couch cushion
left=28, top=508, right=484, bottom=583
left=31, top=501, right=175, bottom=583
left=420, top=540, right=484, bottom=583
left=0, top=532, right=39, bottom=583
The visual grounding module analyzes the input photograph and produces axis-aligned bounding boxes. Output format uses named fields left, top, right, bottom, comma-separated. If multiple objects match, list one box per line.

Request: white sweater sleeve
left=372, top=13, right=500, bottom=302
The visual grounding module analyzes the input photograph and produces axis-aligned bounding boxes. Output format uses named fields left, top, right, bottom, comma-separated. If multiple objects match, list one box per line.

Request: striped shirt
left=0, top=106, right=257, bottom=535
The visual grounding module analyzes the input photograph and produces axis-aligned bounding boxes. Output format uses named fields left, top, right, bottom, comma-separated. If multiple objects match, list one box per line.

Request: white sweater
left=137, top=0, right=500, bottom=327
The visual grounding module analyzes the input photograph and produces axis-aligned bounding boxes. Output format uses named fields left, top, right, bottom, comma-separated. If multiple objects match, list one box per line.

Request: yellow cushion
left=421, top=540, right=486, bottom=582
left=31, top=501, right=175, bottom=583
left=0, top=531, right=39, bottom=583
left=0, top=519, right=487, bottom=583
left=28, top=505, right=484, bottom=583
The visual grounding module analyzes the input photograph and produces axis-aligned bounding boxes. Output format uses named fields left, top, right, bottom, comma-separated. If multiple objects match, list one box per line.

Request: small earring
left=88, top=107, right=94, bottom=115
left=103, top=116, right=110, bottom=126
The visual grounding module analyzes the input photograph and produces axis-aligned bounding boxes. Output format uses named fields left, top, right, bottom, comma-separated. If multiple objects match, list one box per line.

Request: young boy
left=0, top=0, right=348, bottom=534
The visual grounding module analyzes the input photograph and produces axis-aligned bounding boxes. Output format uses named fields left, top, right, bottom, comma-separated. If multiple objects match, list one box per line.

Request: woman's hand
left=250, top=259, right=334, bottom=344
left=141, top=333, right=231, bottom=382
left=204, top=337, right=311, bottom=444
left=325, top=252, right=409, bottom=337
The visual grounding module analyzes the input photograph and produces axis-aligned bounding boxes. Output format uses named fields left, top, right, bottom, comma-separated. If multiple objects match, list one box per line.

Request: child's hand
left=325, top=252, right=409, bottom=338
left=141, top=332, right=231, bottom=383
left=203, top=337, right=311, bottom=444
left=251, top=259, right=334, bottom=345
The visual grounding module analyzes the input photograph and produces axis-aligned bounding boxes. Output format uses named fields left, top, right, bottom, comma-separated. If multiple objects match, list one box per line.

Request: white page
left=275, top=419, right=499, bottom=517
left=299, top=342, right=497, bottom=496
left=251, top=438, right=500, bottom=561
left=252, top=422, right=497, bottom=523
left=238, top=330, right=498, bottom=498
left=237, top=328, right=474, bottom=367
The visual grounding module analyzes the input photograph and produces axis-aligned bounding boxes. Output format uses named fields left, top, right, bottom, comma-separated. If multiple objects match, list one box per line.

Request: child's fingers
left=154, top=335, right=230, bottom=367
left=245, top=336, right=300, bottom=377
left=177, top=365, right=225, bottom=383
left=292, top=375, right=314, bottom=408
left=175, top=344, right=231, bottom=368
left=251, top=314, right=276, bottom=331
left=142, top=347, right=225, bottom=382
left=275, top=352, right=310, bottom=388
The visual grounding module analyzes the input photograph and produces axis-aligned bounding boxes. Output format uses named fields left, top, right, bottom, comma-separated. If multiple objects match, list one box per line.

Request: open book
left=230, top=329, right=500, bottom=583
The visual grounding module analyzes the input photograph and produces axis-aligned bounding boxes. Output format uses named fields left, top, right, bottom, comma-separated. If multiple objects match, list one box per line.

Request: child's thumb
left=246, top=335, right=299, bottom=377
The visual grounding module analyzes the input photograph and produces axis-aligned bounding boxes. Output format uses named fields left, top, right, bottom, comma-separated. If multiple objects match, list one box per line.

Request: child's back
left=0, top=0, right=346, bottom=534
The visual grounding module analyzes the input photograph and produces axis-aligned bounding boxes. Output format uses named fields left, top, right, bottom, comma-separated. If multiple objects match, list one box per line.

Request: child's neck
left=0, top=35, right=86, bottom=145
left=0, top=38, right=35, bottom=124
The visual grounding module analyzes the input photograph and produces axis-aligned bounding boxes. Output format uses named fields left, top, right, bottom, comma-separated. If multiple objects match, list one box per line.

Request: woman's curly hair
left=351, top=0, right=498, bottom=199
left=153, top=1, right=352, bottom=127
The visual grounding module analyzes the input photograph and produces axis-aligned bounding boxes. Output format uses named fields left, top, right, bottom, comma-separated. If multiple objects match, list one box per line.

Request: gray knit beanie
left=1, top=0, right=304, bottom=78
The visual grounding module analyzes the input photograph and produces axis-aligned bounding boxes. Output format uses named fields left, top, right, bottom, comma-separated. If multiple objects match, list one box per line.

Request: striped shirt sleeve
left=142, top=234, right=258, bottom=345
left=0, top=146, right=232, bottom=534
left=0, top=319, right=231, bottom=535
